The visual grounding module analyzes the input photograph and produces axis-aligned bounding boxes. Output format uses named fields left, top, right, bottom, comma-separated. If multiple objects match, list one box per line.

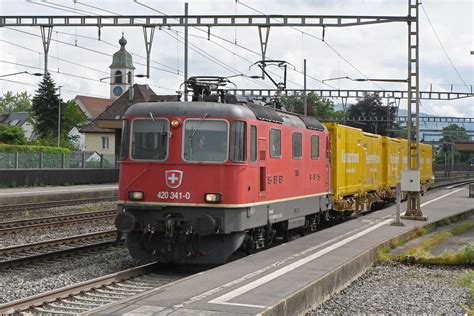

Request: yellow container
left=382, top=136, right=401, bottom=189
left=399, top=138, right=408, bottom=172
left=362, top=132, right=383, bottom=192
left=419, top=143, right=433, bottom=184
left=324, top=123, right=365, bottom=201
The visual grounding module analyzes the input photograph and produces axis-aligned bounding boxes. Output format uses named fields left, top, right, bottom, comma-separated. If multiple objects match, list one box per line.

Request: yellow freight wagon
left=399, top=139, right=433, bottom=192
left=399, top=138, right=408, bottom=173
left=419, top=143, right=434, bottom=191
left=324, top=123, right=379, bottom=214
left=382, top=136, right=401, bottom=199
left=362, top=132, right=383, bottom=194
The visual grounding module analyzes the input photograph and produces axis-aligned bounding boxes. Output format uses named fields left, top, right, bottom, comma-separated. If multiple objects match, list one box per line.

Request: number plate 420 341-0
left=157, top=191, right=191, bottom=200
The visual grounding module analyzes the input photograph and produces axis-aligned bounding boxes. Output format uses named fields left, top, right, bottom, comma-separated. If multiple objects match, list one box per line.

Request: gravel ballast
left=0, top=201, right=117, bottom=222
left=312, top=262, right=470, bottom=315
left=0, top=218, right=115, bottom=248
left=0, top=247, right=142, bottom=304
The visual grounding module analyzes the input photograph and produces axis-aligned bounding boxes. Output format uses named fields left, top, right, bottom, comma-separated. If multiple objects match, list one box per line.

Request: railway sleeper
left=45, top=302, right=89, bottom=312
left=60, top=299, right=102, bottom=307
left=71, top=295, right=111, bottom=304
left=105, top=285, right=145, bottom=293
left=31, top=307, right=79, bottom=315
left=112, top=283, right=153, bottom=290
left=94, top=288, right=129, bottom=297
left=82, top=292, right=119, bottom=301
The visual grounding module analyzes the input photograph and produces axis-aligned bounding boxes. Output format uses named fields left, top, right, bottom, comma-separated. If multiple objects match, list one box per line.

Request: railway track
left=0, top=230, right=118, bottom=269
left=0, top=209, right=117, bottom=234
left=0, top=196, right=117, bottom=213
left=0, top=263, right=188, bottom=315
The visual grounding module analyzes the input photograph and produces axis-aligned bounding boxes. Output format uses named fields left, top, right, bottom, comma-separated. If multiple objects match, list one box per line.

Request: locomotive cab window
left=131, top=119, right=169, bottom=161
left=292, top=132, right=302, bottom=159
left=311, top=135, right=320, bottom=159
left=230, top=121, right=247, bottom=162
left=183, top=119, right=228, bottom=162
left=270, top=128, right=281, bottom=158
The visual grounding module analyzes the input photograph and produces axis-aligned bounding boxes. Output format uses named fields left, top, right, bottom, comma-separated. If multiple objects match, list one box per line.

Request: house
left=0, top=112, right=34, bottom=142
left=75, top=95, right=114, bottom=153
left=95, top=83, right=179, bottom=155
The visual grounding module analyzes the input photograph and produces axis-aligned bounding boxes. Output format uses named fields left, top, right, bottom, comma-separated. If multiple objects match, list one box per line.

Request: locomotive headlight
left=128, top=191, right=144, bottom=201
left=205, top=193, right=222, bottom=203
left=171, top=119, right=181, bottom=129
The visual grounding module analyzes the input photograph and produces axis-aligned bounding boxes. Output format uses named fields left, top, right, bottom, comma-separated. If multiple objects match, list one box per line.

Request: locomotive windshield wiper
left=188, top=113, right=208, bottom=159
left=149, top=112, right=167, bottom=136
left=189, top=113, right=208, bottom=140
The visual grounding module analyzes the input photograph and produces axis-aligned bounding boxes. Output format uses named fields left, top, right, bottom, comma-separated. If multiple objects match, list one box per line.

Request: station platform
left=0, top=184, right=118, bottom=207
left=93, top=186, right=473, bottom=316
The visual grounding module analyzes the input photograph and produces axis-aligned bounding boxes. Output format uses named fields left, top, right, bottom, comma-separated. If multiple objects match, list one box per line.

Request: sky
left=0, top=0, right=472, bottom=117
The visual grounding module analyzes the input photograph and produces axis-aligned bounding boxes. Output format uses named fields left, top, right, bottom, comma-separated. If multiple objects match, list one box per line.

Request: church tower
left=110, top=34, right=135, bottom=100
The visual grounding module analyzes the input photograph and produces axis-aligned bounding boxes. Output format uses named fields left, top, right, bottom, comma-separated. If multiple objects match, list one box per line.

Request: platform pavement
left=0, top=184, right=118, bottom=206
left=93, top=186, right=473, bottom=316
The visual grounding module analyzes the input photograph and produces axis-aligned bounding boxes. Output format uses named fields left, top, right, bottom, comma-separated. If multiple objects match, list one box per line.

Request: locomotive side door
left=258, top=137, right=267, bottom=197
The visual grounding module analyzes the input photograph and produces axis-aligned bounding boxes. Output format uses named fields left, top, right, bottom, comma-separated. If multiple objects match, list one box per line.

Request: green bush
left=0, top=144, right=71, bottom=154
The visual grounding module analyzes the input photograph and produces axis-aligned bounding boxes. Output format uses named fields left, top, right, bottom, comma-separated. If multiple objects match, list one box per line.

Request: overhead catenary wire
left=161, top=29, right=273, bottom=90
left=4, top=27, right=179, bottom=76
left=0, top=78, right=107, bottom=98
left=26, top=0, right=179, bottom=73
left=67, top=0, right=274, bottom=89
left=420, top=3, right=470, bottom=92
left=1, top=39, right=109, bottom=76
left=237, top=0, right=387, bottom=91
left=134, top=0, right=336, bottom=90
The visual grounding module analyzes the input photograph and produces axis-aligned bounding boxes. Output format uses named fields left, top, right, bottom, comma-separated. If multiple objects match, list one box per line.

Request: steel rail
left=0, top=196, right=117, bottom=212
left=0, top=263, right=161, bottom=315
left=0, top=209, right=117, bottom=234
left=0, top=230, right=117, bottom=268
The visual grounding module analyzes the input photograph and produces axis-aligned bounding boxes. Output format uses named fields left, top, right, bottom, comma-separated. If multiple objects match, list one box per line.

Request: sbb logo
left=165, top=170, right=183, bottom=188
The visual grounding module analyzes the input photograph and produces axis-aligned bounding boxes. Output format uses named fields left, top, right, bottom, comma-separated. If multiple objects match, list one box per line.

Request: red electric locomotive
left=115, top=77, right=332, bottom=263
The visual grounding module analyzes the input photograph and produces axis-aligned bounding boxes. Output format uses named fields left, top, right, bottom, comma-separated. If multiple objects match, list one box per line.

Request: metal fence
left=0, top=152, right=118, bottom=169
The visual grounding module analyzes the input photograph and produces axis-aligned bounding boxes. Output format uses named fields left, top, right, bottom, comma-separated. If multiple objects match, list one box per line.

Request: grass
left=376, top=218, right=474, bottom=266
left=458, top=270, right=474, bottom=315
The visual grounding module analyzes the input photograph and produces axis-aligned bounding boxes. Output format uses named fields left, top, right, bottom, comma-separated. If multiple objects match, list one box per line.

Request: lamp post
left=99, top=73, right=147, bottom=82
left=57, top=86, right=62, bottom=147
left=0, top=71, right=43, bottom=78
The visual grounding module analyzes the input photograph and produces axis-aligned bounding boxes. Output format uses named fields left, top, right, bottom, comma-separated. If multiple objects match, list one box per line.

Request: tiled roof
left=96, top=84, right=179, bottom=121
left=79, top=120, right=115, bottom=133
left=75, top=95, right=113, bottom=119
left=0, top=112, right=29, bottom=127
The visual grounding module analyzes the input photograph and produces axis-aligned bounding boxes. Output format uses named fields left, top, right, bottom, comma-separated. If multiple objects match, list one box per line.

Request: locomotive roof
left=125, top=101, right=325, bottom=131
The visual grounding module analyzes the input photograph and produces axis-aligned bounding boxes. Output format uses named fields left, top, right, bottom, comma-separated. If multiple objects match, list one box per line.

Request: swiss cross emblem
left=165, top=170, right=183, bottom=188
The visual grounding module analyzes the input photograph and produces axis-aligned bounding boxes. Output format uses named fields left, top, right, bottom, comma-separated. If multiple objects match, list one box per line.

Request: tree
left=434, top=124, right=470, bottom=164
left=0, top=91, right=32, bottom=114
left=31, top=73, right=86, bottom=149
left=280, top=92, right=343, bottom=119
left=346, top=94, right=398, bottom=136
left=32, top=73, right=61, bottom=139
left=0, top=124, right=27, bottom=145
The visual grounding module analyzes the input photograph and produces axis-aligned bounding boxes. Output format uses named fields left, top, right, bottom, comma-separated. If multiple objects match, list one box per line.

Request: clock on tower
left=113, top=86, right=123, bottom=97
left=109, top=33, right=135, bottom=100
